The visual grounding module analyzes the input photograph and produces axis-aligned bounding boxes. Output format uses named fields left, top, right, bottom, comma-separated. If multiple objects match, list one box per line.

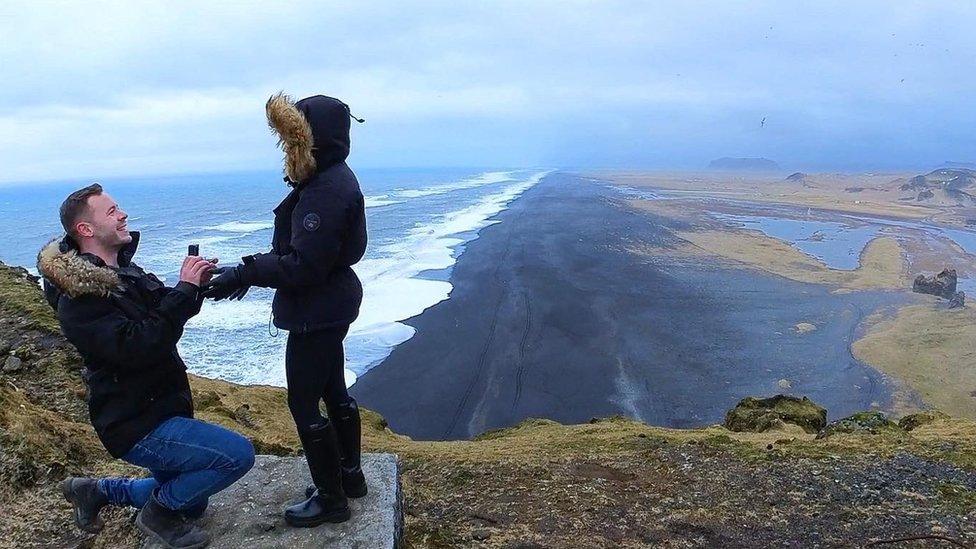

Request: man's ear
left=74, top=221, right=94, bottom=238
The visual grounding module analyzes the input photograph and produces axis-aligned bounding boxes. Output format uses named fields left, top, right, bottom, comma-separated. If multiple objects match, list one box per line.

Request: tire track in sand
left=510, top=290, right=532, bottom=414
left=443, top=225, right=517, bottom=439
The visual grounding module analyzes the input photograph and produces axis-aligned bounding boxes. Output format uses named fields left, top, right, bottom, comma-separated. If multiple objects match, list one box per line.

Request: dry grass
left=6, top=223, right=976, bottom=546
left=673, top=230, right=906, bottom=290
left=0, top=265, right=60, bottom=333
left=599, top=171, right=938, bottom=220
left=853, top=303, right=976, bottom=420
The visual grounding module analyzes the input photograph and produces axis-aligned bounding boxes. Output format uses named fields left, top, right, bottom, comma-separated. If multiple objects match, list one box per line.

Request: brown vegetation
left=2, top=263, right=976, bottom=547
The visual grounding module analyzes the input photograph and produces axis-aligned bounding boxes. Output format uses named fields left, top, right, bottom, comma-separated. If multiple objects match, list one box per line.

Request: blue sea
left=0, top=168, right=548, bottom=387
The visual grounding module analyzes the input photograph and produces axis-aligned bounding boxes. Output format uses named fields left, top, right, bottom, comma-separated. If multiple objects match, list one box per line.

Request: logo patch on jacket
left=303, top=212, right=321, bottom=232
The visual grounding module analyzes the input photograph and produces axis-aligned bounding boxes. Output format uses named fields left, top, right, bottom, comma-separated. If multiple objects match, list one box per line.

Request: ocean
left=0, top=168, right=549, bottom=387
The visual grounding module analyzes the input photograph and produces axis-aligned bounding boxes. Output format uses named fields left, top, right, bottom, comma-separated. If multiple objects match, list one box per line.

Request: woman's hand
left=202, top=265, right=250, bottom=301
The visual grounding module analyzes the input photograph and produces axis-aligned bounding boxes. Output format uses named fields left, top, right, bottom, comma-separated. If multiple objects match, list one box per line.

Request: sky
left=1, top=1, right=974, bottom=183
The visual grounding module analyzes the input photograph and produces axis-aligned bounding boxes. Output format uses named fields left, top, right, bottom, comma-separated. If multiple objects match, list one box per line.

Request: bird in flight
left=761, top=117, right=766, bottom=128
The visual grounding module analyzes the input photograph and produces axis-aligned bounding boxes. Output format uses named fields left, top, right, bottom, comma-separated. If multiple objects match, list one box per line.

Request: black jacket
left=241, top=95, right=367, bottom=332
left=38, top=233, right=201, bottom=458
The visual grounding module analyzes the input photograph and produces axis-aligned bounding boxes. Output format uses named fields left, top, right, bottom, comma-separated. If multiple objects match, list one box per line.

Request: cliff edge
left=1, top=262, right=975, bottom=548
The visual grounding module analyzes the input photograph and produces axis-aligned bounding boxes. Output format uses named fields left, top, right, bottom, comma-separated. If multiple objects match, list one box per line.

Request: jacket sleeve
left=239, top=184, right=354, bottom=289
left=58, top=282, right=200, bottom=369
left=150, top=273, right=205, bottom=317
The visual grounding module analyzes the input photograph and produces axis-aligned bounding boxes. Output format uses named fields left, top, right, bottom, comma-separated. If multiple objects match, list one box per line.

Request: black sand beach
left=352, top=173, right=904, bottom=440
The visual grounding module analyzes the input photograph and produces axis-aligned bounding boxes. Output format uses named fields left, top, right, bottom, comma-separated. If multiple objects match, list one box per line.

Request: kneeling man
left=38, top=184, right=255, bottom=549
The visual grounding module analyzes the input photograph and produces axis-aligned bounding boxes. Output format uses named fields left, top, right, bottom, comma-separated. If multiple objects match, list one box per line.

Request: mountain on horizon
left=898, top=167, right=976, bottom=205
left=707, top=157, right=781, bottom=171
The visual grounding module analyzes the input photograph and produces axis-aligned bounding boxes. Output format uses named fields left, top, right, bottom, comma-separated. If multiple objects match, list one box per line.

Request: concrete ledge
left=144, top=453, right=402, bottom=549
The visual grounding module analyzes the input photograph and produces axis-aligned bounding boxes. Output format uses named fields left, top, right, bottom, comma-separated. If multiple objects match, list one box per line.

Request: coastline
left=352, top=173, right=906, bottom=440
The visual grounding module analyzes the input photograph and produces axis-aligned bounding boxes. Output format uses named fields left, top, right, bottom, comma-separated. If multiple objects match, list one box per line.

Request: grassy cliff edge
left=1, top=263, right=975, bottom=548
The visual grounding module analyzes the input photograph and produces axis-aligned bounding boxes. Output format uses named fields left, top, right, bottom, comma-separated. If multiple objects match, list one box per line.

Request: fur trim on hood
left=37, top=238, right=121, bottom=299
left=267, top=92, right=316, bottom=184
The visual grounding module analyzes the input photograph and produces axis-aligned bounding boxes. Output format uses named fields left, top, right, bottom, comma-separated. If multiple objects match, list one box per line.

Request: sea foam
left=179, top=169, right=550, bottom=389
left=344, top=170, right=550, bottom=380
left=207, top=221, right=275, bottom=233
left=395, top=170, right=515, bottom=199
left=364, top=194, right=404, bottom=208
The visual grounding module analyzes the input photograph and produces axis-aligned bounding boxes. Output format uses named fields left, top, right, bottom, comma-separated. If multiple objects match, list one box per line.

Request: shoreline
left=351, top=173, right=906, bottom=440
left=603, top=172, right=976, bottom=422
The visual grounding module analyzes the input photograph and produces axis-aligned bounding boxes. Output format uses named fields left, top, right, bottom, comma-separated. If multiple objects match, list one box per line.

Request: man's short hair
left=59, top=183, right=103, bottom=236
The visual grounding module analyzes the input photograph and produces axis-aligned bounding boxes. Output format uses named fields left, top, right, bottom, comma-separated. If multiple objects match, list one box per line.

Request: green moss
left=898, top=410, right=950, bottom=431
left=704, top=434, right=735, bottom=445
left=12, top=344, right=37, bottom=361
left=193, top=390, right=223, bottom=410
left=724, top=395, right=827, bottom=434
left=361, top=408, right=389, bottom=433
left=817, top=412, right=901, bottom=439
left=448, top=469, right=475, bottom=487
left=251, top=439, right=299, bottom=457
left=0, top=265, right=60, bottom=334
left=474, top=418, right=561, bottom=441
left=937, top=483, right=976, bottom=513
left=406, top=524, right=465, bottom=549
left=935, top=446, right=976, bottom=471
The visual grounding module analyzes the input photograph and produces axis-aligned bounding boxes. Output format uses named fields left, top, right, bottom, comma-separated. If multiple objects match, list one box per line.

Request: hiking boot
left=60, top=477, right=109, bottom=533
left=135, top=491, right=211, bottom=549
left=286, top=421, right=350, bottom=527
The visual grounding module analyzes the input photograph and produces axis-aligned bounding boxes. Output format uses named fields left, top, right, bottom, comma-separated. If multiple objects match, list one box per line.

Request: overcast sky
left=1, top=1, right=974, bottom=182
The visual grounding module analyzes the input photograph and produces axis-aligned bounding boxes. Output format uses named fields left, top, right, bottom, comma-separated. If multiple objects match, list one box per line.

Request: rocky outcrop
left=724, top=395, right=827, bottom=434
left=144, top=454, right=403, bottom=549
left=949, top=291, right=966, bottom=309
left=786, top=172, right=807, bottom=182
left=816, top=412, right=900, bottom=439
left=898, top=410, right=951, bottom=432
left=900, top=168, right=976, bottom=204
left=912, top=268, right=957, bottom=299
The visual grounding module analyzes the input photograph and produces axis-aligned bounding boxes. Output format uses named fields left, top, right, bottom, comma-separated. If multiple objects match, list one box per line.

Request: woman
left=205, top=92, right=368, bottom=527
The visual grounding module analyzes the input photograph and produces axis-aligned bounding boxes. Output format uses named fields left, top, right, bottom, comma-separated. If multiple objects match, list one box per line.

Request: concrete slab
left=143, top=453, right=402, bottom=549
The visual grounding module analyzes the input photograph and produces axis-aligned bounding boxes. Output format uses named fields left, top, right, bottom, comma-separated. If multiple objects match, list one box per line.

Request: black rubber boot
left=330, top=398, right=368, bottom=498
left=305, top=399, right=368, bottom=499
left=60, top=477, right=109, bottom=533
left=135, top=491, right=211, bottom=549
left=285, top=421, right=350, bottom=527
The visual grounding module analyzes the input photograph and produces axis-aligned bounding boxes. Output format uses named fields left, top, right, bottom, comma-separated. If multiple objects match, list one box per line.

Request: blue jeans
left=98, top=416, right=255, bottom=513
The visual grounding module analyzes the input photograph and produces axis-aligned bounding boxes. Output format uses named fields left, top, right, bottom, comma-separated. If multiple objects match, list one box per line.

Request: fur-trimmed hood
left=37, top=233, right=140, bottom=305
left=266, top=92, right=353, bottom=184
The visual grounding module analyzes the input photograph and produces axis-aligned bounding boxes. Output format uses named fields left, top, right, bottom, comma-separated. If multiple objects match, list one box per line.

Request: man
left=38, top=184, right=255, bottom=549
left=204, top=93, right=367, bottom=527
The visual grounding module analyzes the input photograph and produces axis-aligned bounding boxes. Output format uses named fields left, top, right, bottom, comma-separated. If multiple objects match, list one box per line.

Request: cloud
left=1, top=0, right=975, bottom=182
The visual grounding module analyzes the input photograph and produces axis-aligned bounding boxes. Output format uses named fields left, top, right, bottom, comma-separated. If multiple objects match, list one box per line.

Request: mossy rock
left=194, top=390, right=223, bottom=410
left=724, top=395, right=827, bottom=434
left=816, top=411, right=900, bottom=439
left=12, top=344, right=38, bottom=362
left=898, top=410, right=950, bottom=431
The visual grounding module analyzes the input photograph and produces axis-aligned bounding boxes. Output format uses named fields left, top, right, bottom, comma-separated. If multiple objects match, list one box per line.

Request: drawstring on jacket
left=339, top=100, right=365, bottom=124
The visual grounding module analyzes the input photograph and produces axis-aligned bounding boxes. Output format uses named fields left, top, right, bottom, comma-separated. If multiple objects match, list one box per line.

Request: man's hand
left=199, top=258, right=219, bottom=285
left=202, top=265, right=250, bottom=301
left=180, top=256, right=216, bottom=287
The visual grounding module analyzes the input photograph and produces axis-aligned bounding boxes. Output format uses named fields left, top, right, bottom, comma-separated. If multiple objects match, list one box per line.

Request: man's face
left=75, top=193, right=132, bottom=248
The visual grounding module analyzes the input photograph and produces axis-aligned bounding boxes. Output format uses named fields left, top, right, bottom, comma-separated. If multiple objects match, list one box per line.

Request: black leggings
left=285, top=325, right=353, bottom=432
